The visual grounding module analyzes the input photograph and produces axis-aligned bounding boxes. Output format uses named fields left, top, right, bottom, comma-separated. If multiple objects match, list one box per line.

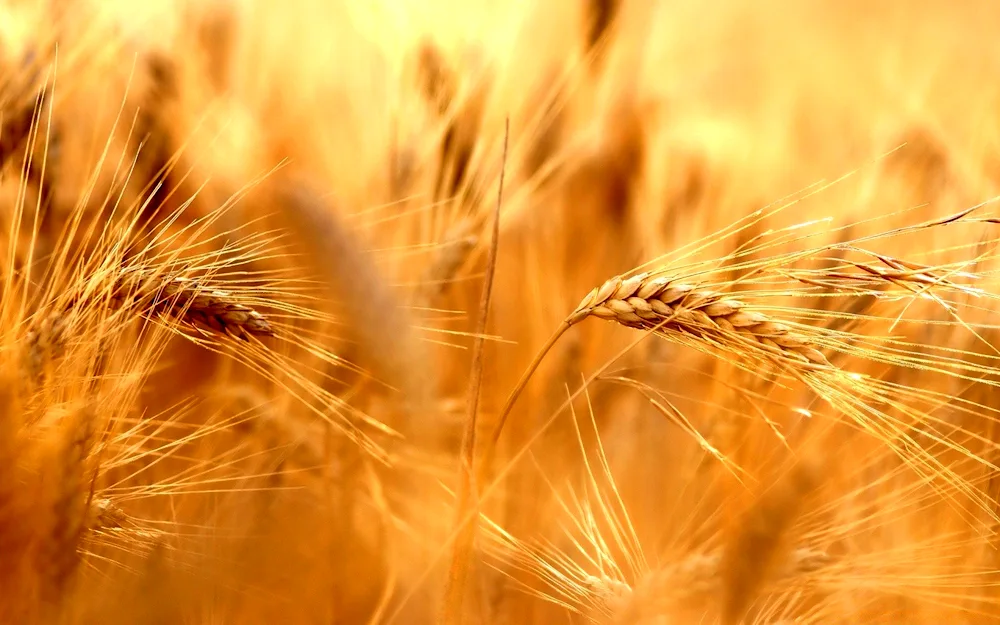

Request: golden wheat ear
left=568, top=273, right=830, bottom=368
left=24, top=266, right=276, bottom=376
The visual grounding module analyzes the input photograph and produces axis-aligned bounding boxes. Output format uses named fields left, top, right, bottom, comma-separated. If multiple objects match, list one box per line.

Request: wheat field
left=5, top=1, right=1000, bottom=623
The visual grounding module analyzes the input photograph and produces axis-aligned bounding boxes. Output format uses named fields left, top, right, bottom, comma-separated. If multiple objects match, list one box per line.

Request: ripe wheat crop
left=3, top=1, right=1000, bottom=624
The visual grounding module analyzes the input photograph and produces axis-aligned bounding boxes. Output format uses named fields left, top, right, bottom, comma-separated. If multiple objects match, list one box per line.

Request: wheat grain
left=24, top=312, right=69, bottom=380
left=86, top=498, right=127, bottom=531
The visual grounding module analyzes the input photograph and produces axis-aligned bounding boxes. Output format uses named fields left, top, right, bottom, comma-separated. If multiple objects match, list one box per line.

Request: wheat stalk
left=441, top=119, right=508, bottom=625
left=471, top=226, right=1000, bottom=583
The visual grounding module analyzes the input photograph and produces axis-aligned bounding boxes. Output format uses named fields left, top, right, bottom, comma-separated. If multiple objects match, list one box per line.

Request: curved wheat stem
left=483, top=237, right=1000, bottom=514
left=484, top=272, right=832, bottom=482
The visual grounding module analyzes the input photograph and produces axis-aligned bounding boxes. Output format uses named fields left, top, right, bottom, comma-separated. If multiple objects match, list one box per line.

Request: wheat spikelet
left=24, top=312, right=69, bottom=381
left=86, top=498, right=127, bottom=531
left=82, top=496, right=167, bottom=561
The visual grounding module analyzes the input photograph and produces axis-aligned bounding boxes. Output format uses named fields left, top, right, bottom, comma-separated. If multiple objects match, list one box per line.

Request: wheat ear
left=24, top=266, right=274, bottom=382
left=567, top=273, right=830, bottom=367
left=42, top=403, right=95, bottom=607
left=483, top=246, right=984, bottom=478
left=593, top=547, right=831, bottom=624
left=112, top=267, right=275, bottom=340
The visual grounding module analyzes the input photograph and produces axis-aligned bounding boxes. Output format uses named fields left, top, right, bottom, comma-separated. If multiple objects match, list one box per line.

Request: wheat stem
left=441, top=119, right=508, bottom=625
left=480, top=321, right=570, bottom=485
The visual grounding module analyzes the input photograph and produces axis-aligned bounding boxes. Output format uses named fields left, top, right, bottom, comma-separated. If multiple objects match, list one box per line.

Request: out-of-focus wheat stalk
left=441, top=119, right=508, bottom=625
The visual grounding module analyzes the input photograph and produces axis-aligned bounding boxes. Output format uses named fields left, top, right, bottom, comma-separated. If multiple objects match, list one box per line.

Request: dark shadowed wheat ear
left=109, top=267, right=274, bottom=340
left=41, top=402, right=95, bottom=608
left=23, top=265, right=274, bottom=383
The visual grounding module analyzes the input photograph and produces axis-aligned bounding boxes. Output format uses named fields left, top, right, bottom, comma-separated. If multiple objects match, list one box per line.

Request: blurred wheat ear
left=271, top=179, right=433, bottom=411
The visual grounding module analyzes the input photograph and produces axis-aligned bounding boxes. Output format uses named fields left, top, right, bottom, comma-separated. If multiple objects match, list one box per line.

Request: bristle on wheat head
left=568, top=272, right=831, bottom=369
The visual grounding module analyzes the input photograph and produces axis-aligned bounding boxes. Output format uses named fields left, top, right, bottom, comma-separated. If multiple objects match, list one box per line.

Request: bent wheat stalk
left=482, top=226, right=1000, bottom=512
left=483, top=271, right=833, bottom=482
